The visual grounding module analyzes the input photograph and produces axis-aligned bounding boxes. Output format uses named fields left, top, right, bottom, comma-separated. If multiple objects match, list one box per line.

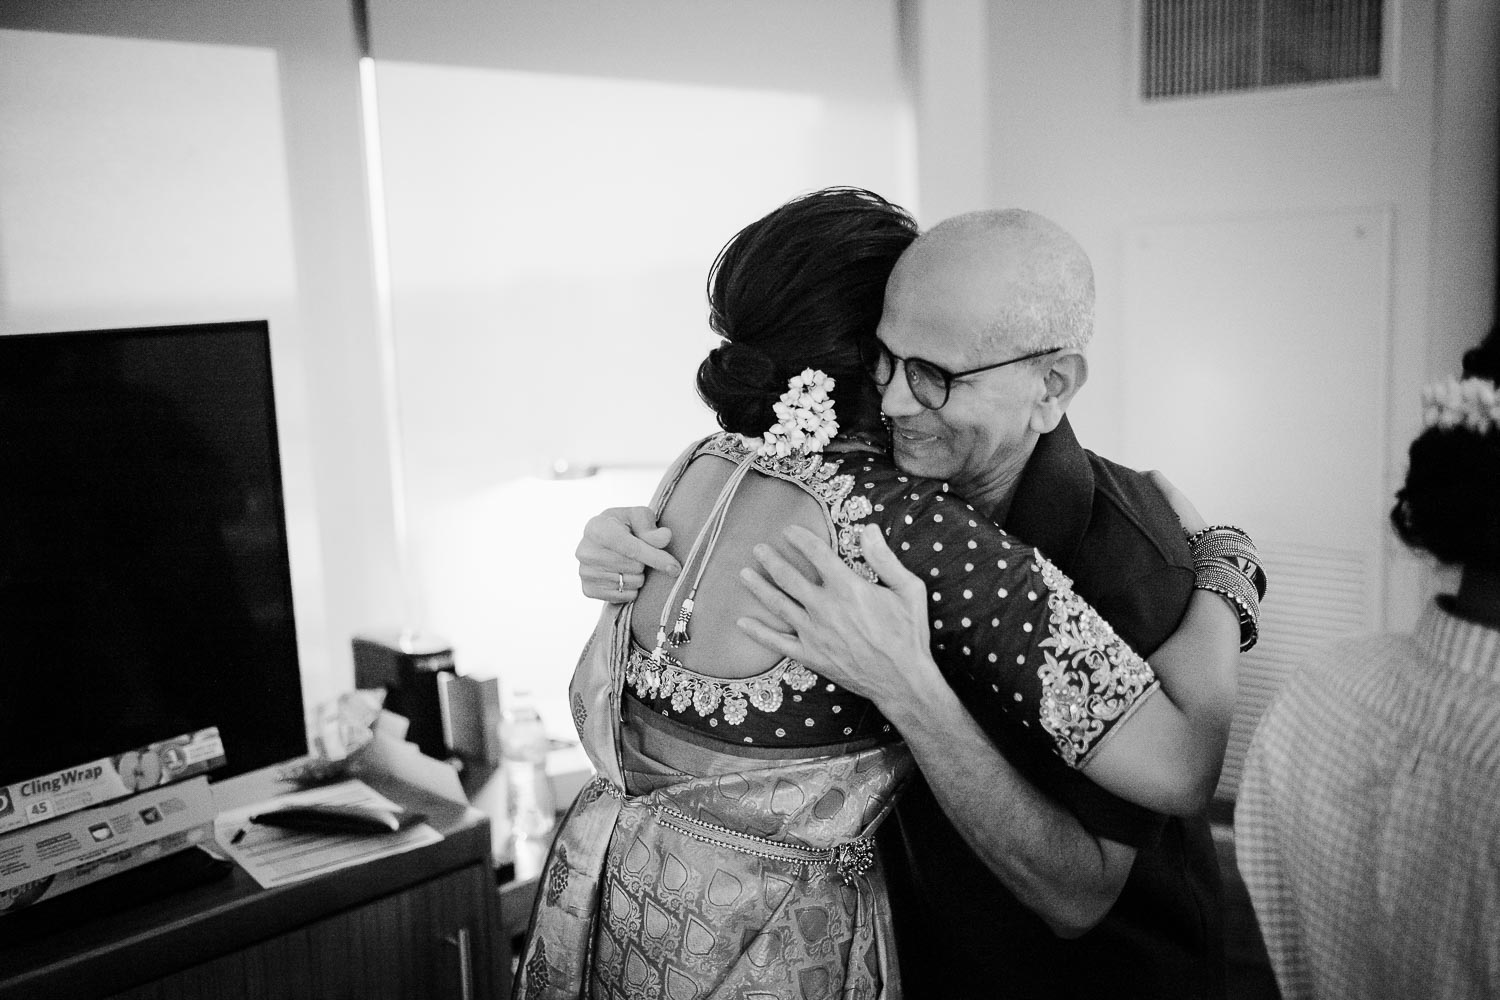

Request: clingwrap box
left=0, top=822, right=214, bottom=918
left=0, top=727, right=225, bottom=836
left=0, top=776, right=214, bottom=893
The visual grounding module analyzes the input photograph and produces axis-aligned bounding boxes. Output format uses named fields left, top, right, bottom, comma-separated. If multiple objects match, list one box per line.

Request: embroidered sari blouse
left=624, top=433, right=1161, bottom=770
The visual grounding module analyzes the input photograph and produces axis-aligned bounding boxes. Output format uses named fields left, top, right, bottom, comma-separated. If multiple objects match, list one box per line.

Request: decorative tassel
left=651, top=626, right=670, bottom=663
left=667, top=597, right=695, bottom=647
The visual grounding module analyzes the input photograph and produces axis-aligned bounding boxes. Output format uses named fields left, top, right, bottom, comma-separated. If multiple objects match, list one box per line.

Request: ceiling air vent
left=1141, top=0, right=1384, bottom=100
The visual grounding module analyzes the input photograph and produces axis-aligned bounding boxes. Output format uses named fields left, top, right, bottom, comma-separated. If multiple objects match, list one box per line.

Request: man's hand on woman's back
left=736, top=524, right=938, bottom=712
left=576, top=506, right=679, bottom=602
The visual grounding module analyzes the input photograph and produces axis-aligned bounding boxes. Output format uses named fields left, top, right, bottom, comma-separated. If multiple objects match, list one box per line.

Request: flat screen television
left=0, top=321, right=307, bottom=787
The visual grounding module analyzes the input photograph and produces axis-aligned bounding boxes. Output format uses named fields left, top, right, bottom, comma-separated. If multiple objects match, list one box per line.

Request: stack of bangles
left=1187, top=525, right=1266, bottom=651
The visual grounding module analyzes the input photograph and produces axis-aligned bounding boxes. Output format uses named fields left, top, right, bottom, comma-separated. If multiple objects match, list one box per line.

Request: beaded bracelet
left=1189, top=529, right=1266, bottom=600
left=1193, top=557, right=1262, bottom=651
left=1187, top=523, right=1253, bottom=547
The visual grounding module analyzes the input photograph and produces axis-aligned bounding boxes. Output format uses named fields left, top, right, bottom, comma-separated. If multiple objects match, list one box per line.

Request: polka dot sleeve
left=849, top=464, right=1161, bottom=769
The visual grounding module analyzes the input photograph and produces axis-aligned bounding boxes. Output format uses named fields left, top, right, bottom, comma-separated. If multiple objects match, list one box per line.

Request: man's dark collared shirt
left=884, top=416, right=1225, bottom=999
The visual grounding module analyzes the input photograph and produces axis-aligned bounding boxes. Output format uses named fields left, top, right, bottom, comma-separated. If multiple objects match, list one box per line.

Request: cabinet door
left=111, top=864, right=499, bottom=1000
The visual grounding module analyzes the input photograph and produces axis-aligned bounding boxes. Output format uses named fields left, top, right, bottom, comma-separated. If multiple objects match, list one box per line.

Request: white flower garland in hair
left=738, top=368, right=840, bottom=459
left=1422, top=376, right=1500, bottom=434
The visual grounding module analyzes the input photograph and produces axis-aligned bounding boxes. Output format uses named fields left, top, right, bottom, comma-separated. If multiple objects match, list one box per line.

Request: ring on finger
left=616, top=572, right=626, bottom=594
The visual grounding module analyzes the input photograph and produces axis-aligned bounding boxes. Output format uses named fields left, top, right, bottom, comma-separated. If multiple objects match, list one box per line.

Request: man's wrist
left=877, top=649, right=950, bottom=732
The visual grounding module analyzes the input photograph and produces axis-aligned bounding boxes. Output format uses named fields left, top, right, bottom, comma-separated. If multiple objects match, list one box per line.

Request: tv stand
left=0, top=770, right=503, bottom=1000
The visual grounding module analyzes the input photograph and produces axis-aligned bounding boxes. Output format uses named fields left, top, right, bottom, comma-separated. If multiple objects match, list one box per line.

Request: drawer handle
left=444, top=927, right=475, bottom=1000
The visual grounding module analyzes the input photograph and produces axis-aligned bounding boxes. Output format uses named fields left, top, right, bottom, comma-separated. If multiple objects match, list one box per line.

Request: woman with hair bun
left=1236, top=326, right=1500, bottom=1000
left=516, top=188, right=1252, bottom=998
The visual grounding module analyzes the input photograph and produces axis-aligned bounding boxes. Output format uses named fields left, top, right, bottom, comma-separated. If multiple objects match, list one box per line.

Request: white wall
left=1427, top=0, right=1500, bottom=377
left=366, top=0, right=905, bottom=95
left=905, top=0, right=989, bottom=221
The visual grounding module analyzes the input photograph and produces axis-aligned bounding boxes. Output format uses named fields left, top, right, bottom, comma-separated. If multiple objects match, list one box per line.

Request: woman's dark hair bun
left=696, top=342, right=782, bottom=436
left=1390, top=325, right=1500, bottom=569
left=694, top=186, right=918, bottom=438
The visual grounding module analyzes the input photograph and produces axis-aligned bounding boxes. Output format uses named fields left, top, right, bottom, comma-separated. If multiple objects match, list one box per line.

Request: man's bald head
left=896, top=209, right=1095, bottom=358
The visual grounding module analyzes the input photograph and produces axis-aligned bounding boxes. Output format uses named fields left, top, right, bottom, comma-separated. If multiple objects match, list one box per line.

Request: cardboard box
left=0, top=728, right=226, bottom=835
left=0, top=776, right=214, bottom=893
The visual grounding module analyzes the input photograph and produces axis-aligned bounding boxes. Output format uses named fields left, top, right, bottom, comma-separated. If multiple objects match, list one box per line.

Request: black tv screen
left=0, top=321, right=307, bottom=786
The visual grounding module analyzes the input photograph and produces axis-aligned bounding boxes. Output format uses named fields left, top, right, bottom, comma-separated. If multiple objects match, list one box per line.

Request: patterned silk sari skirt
left=513, top=705, right=913, bottom=1000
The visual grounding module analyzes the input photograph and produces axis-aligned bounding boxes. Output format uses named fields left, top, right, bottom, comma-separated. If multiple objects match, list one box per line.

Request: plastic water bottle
left=499, top=692, right=555, bottom=879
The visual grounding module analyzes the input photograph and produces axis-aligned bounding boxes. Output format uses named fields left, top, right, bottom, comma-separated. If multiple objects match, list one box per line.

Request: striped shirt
left=1235, top=600, right=1500, bottom=1000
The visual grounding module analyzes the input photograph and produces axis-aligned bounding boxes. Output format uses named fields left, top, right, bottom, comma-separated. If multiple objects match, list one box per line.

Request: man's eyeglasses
left=862, top=339, right=1061, bottom=410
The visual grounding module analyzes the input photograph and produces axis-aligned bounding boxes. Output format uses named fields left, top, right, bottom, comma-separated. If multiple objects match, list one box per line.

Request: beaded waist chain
left=588, top=776, right=875, bottom=885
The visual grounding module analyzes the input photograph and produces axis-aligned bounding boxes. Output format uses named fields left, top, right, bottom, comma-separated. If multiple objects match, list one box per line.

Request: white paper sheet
left=213, top=778, right=442, bottom=889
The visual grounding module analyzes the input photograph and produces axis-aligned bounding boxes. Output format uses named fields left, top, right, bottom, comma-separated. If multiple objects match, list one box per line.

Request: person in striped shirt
left=1235, top=325, right=1500, bottom=1000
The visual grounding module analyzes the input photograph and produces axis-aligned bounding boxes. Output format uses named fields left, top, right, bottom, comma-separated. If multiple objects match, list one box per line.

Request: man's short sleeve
left=859, top=479, right=1162, bottom=773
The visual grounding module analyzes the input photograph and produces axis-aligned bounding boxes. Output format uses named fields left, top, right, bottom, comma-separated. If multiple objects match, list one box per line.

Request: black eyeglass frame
left=862, top=338, right=1063, bottom=410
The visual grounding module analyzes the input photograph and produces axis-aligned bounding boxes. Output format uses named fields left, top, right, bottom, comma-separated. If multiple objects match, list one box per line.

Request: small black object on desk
left=248, top=802, right=427, bottom=835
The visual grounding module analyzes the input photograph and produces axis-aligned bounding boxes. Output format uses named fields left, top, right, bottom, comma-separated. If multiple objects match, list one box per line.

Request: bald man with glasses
left=577, top=209, right=1231, bottom=999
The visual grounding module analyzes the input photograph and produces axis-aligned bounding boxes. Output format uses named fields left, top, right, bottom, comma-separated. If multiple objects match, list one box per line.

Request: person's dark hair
left=695, top=187, right=918, bottom=438
left=1391, top=325, right=1500, bottom=568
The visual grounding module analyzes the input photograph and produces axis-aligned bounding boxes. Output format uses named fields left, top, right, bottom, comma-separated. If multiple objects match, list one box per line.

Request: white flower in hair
left=1421, top=375, right=1500, bottom=434
left=739, top=368, right=840, bottom=459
